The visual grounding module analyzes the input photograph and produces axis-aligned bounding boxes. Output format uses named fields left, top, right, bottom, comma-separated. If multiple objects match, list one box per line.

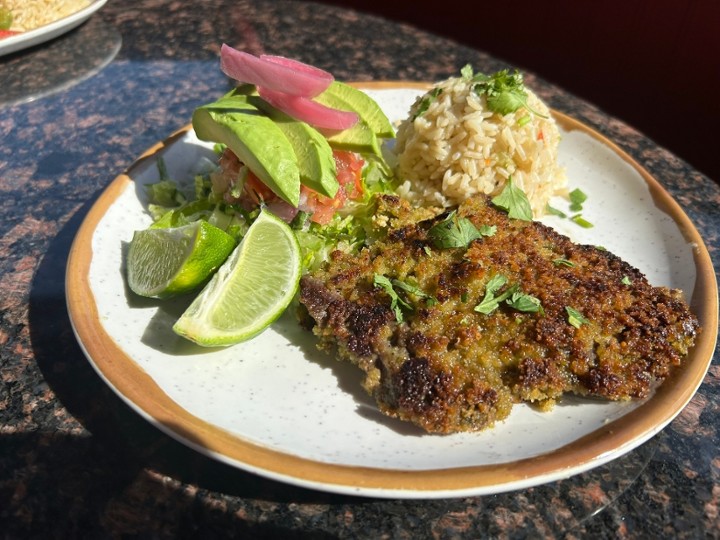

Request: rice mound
left=393, top=75, right=566, bottom=217
left=2, top=0, right=90, bottom=32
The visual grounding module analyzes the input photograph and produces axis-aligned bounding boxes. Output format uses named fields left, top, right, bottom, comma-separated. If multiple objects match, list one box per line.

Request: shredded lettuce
left=143, top=147, right=397, bottom=272
left=294, top=212, right=368, bottom=272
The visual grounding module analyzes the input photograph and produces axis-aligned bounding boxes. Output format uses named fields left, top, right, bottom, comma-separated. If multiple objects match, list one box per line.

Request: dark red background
left=310, top=0, right=720, bottom=184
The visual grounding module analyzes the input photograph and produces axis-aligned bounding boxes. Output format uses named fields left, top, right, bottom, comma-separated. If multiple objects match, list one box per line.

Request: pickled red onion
left=257, top=86, right=359, bottom=130
left=260, top=55, right=335, bottom=80
left=220, top=44, right=333, bottom=97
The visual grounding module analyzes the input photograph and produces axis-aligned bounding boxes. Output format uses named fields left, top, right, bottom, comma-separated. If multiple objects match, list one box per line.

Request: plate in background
left=0, top=0, right=107, bottom=57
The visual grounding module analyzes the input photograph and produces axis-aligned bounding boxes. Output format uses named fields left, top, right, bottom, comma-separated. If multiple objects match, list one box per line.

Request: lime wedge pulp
left=173, top=209, right=302, bottom=346
left=127, top=220, right=236, bottom=298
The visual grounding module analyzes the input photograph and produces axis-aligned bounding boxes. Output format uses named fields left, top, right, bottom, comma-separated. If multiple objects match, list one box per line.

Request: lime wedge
left=127, top=220, right=236, bottom=298
left=173, top=209, right=301, bottom=346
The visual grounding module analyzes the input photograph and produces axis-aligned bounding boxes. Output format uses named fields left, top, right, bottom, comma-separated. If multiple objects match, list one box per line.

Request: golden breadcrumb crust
left=299, top=195, right=700, bottom=434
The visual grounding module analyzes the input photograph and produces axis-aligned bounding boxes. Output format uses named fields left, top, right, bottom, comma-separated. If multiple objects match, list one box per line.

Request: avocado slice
left=213, top=90, right=339, bottom=198
left=250, top=96, right=339, bottom=198
left=192, top=97, right=301, bottom=207
left=318, top=82, right=394, bottom=139
left=310, top=92, right=382, bottom=158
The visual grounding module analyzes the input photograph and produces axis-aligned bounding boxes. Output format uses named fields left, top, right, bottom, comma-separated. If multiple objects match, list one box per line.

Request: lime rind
left=127, top=221, right=236, bottom=298
left=172, top=210, right=301, bottom=346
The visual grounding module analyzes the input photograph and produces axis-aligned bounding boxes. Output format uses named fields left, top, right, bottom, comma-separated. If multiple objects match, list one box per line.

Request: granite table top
left=1, top=0, right=718, bottom=537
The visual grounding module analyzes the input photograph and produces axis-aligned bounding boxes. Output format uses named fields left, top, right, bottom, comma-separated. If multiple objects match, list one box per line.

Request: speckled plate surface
left=0, top=0, right=107, bottom=57
left=66, top=84, right=717, bottom=498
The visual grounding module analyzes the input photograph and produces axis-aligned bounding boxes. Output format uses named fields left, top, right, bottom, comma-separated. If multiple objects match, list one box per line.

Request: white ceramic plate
left=0, top=0, right=107, bottom=57
left=66, top=84, right=717, bottom=498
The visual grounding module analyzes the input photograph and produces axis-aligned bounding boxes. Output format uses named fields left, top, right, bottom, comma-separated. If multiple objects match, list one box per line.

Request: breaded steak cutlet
left=299, top=195, right=700, bottom=434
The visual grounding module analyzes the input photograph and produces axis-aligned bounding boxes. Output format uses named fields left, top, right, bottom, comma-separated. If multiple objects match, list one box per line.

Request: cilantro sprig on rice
left=461, top=65, right=548, bottom=118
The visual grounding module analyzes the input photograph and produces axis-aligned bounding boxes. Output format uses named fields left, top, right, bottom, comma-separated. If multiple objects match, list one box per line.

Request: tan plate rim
left=65, top=82, right=718, bottom=497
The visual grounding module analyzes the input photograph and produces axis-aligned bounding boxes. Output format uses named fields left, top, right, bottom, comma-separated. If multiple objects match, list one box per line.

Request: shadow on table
left=17, top=190, right=666, bottom=538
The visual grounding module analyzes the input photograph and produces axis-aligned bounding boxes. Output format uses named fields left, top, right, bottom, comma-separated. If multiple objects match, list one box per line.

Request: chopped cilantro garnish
left=566, top=306, right=589, bottom=329
left=569, top=188, right=588, bottom=212
left=552, top=258, right=575, bottom=267
left=373, top=274, right=410, bottom=323
left=491, top=178, right=533, bottom=221
left=428, top=210, right=494, bottom=249
left=391, top=278, right=438, bottom=307
left=412, top=87, right=443, bottom=120
left=373, top=274, right=437, bottom=322
left=474, top=275, right=543, bottom=315
left=464, top=67, right=548, bottom=118
left=474, top=292, right=504, bottom=315
left=506, top=291, right=544, bottom=314
left=545, top=203, right=568, bottom=219
left=570, top=214, right=594, bottom=228
left=485, top=274, right=508, bottom=296
left=478, top=224, right=497, bottom=237
left=460, top=64, right=474, bottom=80
left=474, top=274, right=509, bottom=315
left=621, top=276, right=632, bottom=285
left=546, top=189, right=593, bottom=229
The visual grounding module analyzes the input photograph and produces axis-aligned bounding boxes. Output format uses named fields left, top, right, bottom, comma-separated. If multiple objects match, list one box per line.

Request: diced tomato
left=218, top=147, right=365, bottom=225
left=0, top=30, right=19, bottom=39
left=334, top=150, right=364, bottom=200
left=243, top=170, right=277, bottom=205
left=300, top=150, right=365, bottom=224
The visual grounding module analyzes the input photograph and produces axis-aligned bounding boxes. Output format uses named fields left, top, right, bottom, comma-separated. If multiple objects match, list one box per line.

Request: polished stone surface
left=1, top=0, right=718, bottom=537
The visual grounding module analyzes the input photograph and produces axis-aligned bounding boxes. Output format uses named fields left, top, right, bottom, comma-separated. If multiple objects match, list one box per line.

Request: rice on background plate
left=2, top=0, right=90, bottom=32
left=393, top=73, right=566, bottom=217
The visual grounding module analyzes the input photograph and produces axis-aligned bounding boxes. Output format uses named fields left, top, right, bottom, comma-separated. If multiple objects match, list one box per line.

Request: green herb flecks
left=474, top=275, right=544, bottom=315
left=506, top=291, right=544, bottom=314
left=491, top=178, right=533, bottom=221
left=412, top=87, right=443, bottom=120
left=461, top=64, right=474, bottom=80
left=373, top=274, right=437, bottom=323
left=566, top=306, right=589, bottom=329
left=546, top=188, right=593, bottom=228
left=478, top=224, right=497, bottom=236
left=570, top=214, right=594, bottom=228
left=428, top=210, right=495, bottom=249
left=373, top=274, right=411, bottom=323
left=474, top=274, right=510, bottom=315
left=462, top=66, right=548, bottom=118
left=569, top=188, right=588, bottom=212
left=392, top=278, right=438, bottom=307
left=621, top=275, right=632, bottom=285
left=545, top=203, right=568, bottom=219
left=552, top=258, right=575, bottom=267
